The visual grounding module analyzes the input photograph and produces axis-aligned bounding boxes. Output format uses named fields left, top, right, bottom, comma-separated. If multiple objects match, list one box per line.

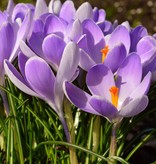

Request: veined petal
left=64, top=81, right=100, bottom=115
left=86, top=64, right=115, bottom=101
left=89, top=95, right=118, bottom=120
left=4, top=60, right=39, bottom=97
left=59, top=1, right=76, bottom=23
left=75, top=2, right=93, bottom=22
left=42, top=34, right=66, bottom=68
left=116, top=54, right=142, bottom=101
left=25, top=56, right=55, bottom=102
left=118, top=95, right=148, bottom=117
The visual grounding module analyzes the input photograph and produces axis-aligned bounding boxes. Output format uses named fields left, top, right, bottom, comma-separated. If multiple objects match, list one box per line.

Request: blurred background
left=0, top=0, right=156, bottom=34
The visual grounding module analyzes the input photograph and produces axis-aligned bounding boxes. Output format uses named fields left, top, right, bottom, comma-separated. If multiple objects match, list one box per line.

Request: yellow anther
left=109, top=86, right=119, bottom=108
left=100, top=45, right=109, bottom=63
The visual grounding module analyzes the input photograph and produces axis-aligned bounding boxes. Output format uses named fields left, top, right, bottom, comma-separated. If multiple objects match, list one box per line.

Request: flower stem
left=92, top=116, right=101, bottom=162
left=108, top=122, right=119, bottom=164
left=63, top=97, right=78, bottom=164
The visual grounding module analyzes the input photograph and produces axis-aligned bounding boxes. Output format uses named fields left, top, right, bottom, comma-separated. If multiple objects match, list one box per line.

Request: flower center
left=100, top=45, right=109, bottom=63
left=109, top=86, right=119, bottom=108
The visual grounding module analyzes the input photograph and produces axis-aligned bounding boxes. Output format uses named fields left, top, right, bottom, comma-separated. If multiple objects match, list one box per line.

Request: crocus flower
left=78, top=20, right=128, bottom=72
left=20, top=12, right=83, bottom=71
left=4, top=42, right=80, bottom=141
left=0, top=0, right=32, bottom=115
left=6, top=0, right=33, bottom=62
left=64, top=54, right=151, bottom=122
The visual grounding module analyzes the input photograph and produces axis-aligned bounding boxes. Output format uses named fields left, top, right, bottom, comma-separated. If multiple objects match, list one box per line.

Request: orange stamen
left=100, top=45, right=109, bottom=63
left=109, top=86, right=119, bottom=108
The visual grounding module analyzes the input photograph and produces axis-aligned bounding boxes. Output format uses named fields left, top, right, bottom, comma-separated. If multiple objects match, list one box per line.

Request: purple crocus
left=64, top=54, right=151, bottom=122
left=4, top=42, right=80, bottom=141
left=78, top=20, right=128, bottom=72
left=0, top=0, right=33, bottom=115
left=20, top=12, right=83, bottom=71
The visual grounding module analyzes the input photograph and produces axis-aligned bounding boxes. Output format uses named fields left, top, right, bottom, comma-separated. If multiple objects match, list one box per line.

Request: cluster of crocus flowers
left=2, top=0, right=155, bottom=140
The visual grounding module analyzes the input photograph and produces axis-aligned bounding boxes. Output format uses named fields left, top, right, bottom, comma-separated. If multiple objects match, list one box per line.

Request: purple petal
left=56, top=42, right=80, bottom=83
left=118, top=95, right=148, bottom=117
left=108, top=25, right=130, bottom=53
left=20, top=40, right=37, bottom=58
left=34, top=0, right=48, bottom=19
left=7, top=0, right=14, bottom=15
left=0, top=12, right=8, bottom=26
left=82, top=19, right=105, bottom=63
left=0, top=22, right=15, bottom=73
left=44, top=14, right=65, bottom=36
left=104, top=43, right=127, bottom=73
left=86, top=64, right=115, bottom=101
left=103, top=20, right=113, bottom=35
left=130, top=25, right=148, bottom=52
left=9, top=9, right=32, bottom=62
left=54, top=42, right=80, bottom=108
left=28, top=31, right=44, bottom=56
left=79, top=49, right=96, bottom=71
left=137, top=36, right=156, bottom=64
left=77, top=34, right=90, bottom=54
left=93, top=8, right=106, bottom=24
left=93, top=7, right=99, bottom=22
left=129, top=72, right=151, bottom=98
left=64, top=81, right=100, bottom=115
left=89, top=95, right=118, bottom=120
left=121, top=21, right=131, bottom=31
left=42, top=34, right=66, bottom=69
left=4, top=60, right=39, bottom=97
left=75, top=2, right=93, bottom=22
left=25, top=56, right=55, bottom=101
left=67, top=19, right=83, bottom=42
left=48, top=0, right=62, bottom=14
left=59, top=1, right=76, bottom=23
left=18, top=52, right=29, bottom=79
left=32, top=19, right=44, bottom=33
left=83, top=19, right=105, bottom=45
left=116, top=54, right=142, bottom=101
left=12, top=4, right=29, bottom=21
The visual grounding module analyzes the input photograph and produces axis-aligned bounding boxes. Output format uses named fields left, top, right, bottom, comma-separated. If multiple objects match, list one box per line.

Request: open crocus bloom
left=78, top=20, right=128, bottom=72
left=64, top=54, right=151, bottom=122
left=4, top=42, right=79, bottom=140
